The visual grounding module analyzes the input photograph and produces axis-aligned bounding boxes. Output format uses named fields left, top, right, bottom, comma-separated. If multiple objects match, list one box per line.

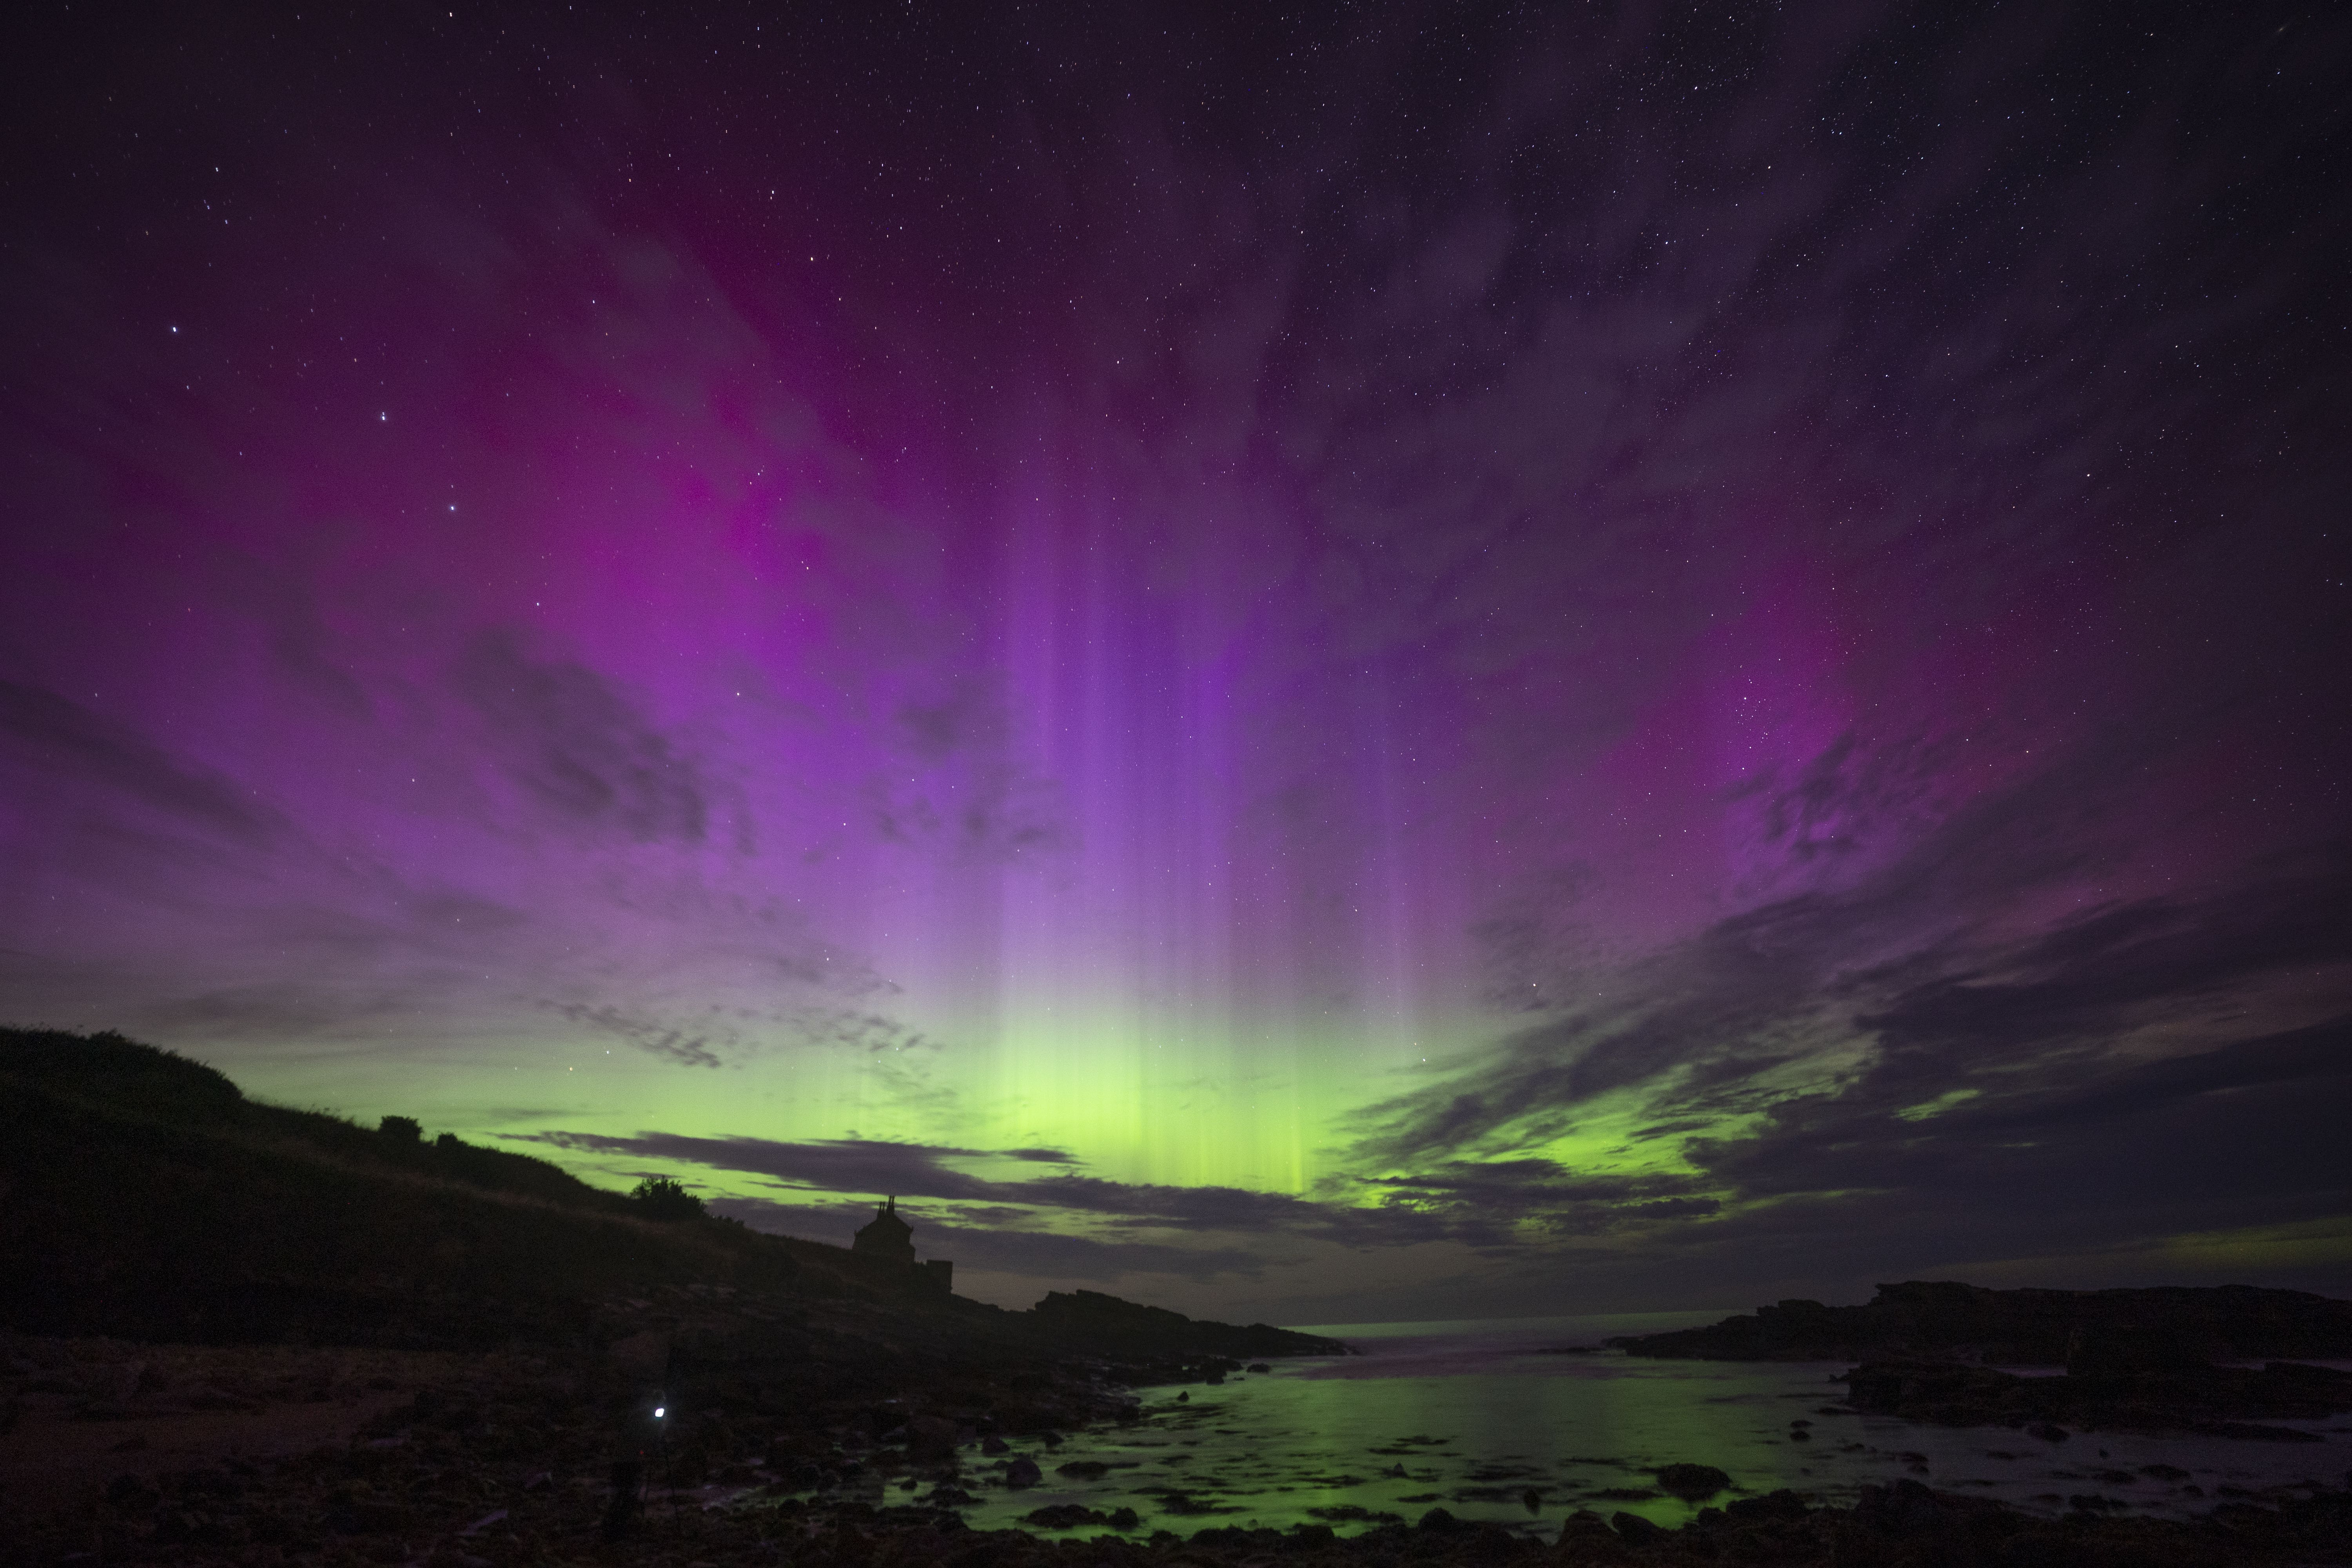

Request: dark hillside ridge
left=1609, top=1279, right=2352, bottom=1365
left=1, top=1027, right=803, bottom=1345
left=0, top=1027, right=1338, bottom=1368
left=1032, top=1289, right=1347, bottom=1360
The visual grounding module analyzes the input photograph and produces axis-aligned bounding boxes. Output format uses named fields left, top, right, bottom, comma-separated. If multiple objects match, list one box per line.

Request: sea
left=908, top=1313, right=2352, bottom=1538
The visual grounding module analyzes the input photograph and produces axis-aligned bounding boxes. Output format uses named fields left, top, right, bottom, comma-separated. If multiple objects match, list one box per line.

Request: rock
left=1025, top=1289, right=1350, bottom=1359
left=328, top=1497, right=412, bottom=1535
left=1654, top=1463, right=1730, bottom=1500
left=1416, top=1506, right=1459, bottom=1530
left=1555, top=1509, right=1629, bottom=1558
left=981, top=1435, right=1009, bottom=1454
left=904, top=1414, right=959, bottom=1458
left=2065, top=1323, right=2214, bottom=1377
left=607, top=1330, right=671, bottom=1381
left=1024, top=1503, right=1111, bottom=1528
left=2195, top=1420, right=2324, bottom=1442
left=1846, top=1353, right=2352, bottom=1437
left=1056, top=1459, right=1109, bottom=1479
left=1853, top=1479, right=1945, bottom=1535
left=1610, top=1511, right=1668, bottom=1544
left=1004, top=1455, right=1042, bottom=1488
left=1609, top=1281, right=2352, bottom=1364
left=1723, top=1490, right=1811, bottom=1523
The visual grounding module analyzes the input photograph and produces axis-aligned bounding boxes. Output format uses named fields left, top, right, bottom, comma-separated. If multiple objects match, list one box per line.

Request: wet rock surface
left=9, top=1318, right=2352, bottom=1568
left=1842, top=1356, right=2352, bottom=1438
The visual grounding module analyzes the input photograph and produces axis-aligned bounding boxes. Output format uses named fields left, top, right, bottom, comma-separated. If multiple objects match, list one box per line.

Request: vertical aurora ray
left=3, top=2, right=2348, bottom=1316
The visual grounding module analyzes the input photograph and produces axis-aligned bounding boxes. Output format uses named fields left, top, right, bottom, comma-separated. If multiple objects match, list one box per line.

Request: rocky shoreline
left=1607, top=1281, right=2352, bottom=1367
left=1841, top=1355, right=2352, bottom=1443
left=8, top=1033, right=2351, bottom=1564
left=9, top=1307, right=2352, bottom=1568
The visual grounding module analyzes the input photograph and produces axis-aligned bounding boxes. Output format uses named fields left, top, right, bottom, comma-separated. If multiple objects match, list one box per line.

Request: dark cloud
left=518, top=1131, right=1025, bottom=1199
left=131, top=982, right=383, bottom=1039
left=515, top=1129, right=1585, bottom=1254
left=1339, top=824, right=2352, bottom=1295
left=867, top=682, right=1069, bottom=865
left=455, top=631, right=716, bottom=846
left=545, top=1004, right=727, bottom=1069
left=788, top=1007, right=942, bottom=1056
left=0, top=680, right=283, bottom=846
left=705, top=1194, right=1268, bottom=1283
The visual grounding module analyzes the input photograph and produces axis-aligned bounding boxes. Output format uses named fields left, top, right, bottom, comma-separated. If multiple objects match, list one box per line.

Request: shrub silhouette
left=0, top=1025, right=835, bottom=1345
left=379, top=1114, right=422, bottom=1142
left=630, top=1175, right=707, bottom=1221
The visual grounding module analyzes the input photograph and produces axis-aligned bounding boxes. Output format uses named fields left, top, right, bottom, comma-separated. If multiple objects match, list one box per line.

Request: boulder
left=1610, top=1511, right=1669, bottom=1545
left=904, top=1414, right=959, bottom=1459
left=1853, top=1479, right=1945, bottom=1536
left=1654, top=1463, right=1730, bottom=1500
left=1555, top=1509, right=1630, bottom=1560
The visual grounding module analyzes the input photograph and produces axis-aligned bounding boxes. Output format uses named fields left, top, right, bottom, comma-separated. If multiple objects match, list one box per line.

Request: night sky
left=4, top=2, right=2349, bottom=1322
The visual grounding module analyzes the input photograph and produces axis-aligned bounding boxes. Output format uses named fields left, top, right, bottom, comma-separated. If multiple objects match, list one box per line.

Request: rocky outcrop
left=1609, top=1280, right=2352, bottom=1364
left=1840, top=1354, right=2352, bottom=1439
left=1024, top=1290, right=1349, bottom=1362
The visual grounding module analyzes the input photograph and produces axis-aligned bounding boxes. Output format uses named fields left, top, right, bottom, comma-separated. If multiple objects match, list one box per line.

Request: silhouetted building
left=852, top=1195, right=916, bottom=1263
left=849, top=1196, right=953, bottom=1292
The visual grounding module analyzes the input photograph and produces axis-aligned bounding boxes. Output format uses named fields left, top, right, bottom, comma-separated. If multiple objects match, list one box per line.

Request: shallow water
left=920, top=1314, right=2352, bottom=1538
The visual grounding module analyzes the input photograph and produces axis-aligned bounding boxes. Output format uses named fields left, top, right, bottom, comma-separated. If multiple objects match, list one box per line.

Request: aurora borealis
left=3, top=2, right=2348, bottom=1321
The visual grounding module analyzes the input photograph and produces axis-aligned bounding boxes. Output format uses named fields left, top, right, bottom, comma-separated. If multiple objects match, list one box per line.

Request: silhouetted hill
left=1608, top=1279, right=2352, bottom=1364
left=0, top=1027, right=1350, bottom=1374
left=0, top=1026, right=822, bottom=1345
left=1030, top=1290, right=1346, bottom=1360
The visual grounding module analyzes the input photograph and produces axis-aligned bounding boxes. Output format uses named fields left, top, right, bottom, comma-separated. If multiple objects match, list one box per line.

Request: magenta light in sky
left=2, top=2, right=2348, bottom=1319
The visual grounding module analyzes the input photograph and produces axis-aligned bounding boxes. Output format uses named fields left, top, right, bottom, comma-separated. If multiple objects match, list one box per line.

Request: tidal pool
left=928, top=1314, right=2352, bottom=1539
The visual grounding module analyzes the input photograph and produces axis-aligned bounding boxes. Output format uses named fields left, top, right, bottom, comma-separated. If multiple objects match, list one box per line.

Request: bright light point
left=653, top=1406, right=665, bottom=1418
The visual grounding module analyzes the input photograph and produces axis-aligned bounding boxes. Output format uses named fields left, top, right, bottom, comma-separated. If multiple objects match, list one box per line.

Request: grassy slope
left=0, top=1027, right=860, bottom=1346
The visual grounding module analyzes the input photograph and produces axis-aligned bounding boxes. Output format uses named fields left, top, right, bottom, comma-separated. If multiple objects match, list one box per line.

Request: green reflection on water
left=849, top=1324, right=2348, bottom=1539
left=953, top=1352, right=1836, bottom=1537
